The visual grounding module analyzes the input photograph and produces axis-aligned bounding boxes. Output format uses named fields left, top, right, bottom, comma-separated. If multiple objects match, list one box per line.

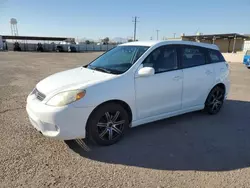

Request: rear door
left=181, top=45, right=215, bottom=109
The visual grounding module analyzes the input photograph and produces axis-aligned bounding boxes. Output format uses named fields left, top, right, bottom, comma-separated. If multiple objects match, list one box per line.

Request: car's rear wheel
left=87, top=103, right=129, bottom=146
left=205, top=86, right=225, bottom=114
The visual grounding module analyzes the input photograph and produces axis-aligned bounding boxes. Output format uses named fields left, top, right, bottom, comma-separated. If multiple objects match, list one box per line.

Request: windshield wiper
left=88, top=65, right=123, bottom=74
left=90, top=66, right=111, bottom=73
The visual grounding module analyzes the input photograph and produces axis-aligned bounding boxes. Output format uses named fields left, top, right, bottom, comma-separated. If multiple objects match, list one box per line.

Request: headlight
left=30, top=88, right=36, bottom=95
left=46, top=90, right=86, bottom=107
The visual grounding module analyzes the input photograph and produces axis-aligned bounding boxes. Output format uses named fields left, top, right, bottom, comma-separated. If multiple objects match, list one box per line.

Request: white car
left=26, top=41, right=230, bottom=145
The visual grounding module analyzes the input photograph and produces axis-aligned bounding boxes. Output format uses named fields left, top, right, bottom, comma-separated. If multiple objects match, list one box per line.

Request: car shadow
left=65, top=99, right=250, bottom=171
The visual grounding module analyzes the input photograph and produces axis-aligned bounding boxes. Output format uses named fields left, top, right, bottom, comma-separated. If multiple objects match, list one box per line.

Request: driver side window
left=142, top=46, right=178, bottom=73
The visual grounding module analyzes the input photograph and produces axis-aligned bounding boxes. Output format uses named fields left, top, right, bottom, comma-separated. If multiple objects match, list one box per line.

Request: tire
left=87, top=103, right=129, bottom=146
left=205, top=86, right=225, bottom=115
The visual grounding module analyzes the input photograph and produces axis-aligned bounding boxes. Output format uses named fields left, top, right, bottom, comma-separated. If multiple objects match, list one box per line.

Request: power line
left=156, top=29, right=160, bottom=40
left=132, top=16, right=139, bottom=41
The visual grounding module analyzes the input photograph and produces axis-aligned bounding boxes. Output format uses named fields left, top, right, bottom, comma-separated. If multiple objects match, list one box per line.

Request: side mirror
left=137, top=67, right=155, bottom=77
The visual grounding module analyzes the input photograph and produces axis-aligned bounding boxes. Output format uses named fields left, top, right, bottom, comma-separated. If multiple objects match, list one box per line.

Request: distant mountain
left=77, top=37, right=128, bottom=44
left=78, top=37, right=95, bottom=42
left=112, top=37, right=127, bottom=43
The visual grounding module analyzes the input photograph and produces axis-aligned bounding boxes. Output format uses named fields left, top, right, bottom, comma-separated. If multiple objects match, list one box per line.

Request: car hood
left=36, top=67, right=116, bottom=95
left=244, top=55, right=250, bottom=64
left=244, top=55, right=250, bottom=59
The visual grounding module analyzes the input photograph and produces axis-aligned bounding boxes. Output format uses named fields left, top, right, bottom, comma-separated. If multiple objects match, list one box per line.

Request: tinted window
left=209, top=49, right=225, bottom=63
left=143, top=46, right=178, bottom=73
left=181, top=46, right=206, bottom=68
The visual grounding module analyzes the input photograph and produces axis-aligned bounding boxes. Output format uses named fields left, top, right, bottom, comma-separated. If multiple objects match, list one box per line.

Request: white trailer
left=243, top=40, right=250, bottom=52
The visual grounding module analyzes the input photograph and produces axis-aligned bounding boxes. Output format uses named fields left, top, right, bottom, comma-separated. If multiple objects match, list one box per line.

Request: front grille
left=34, top=88, right=46, bottom=101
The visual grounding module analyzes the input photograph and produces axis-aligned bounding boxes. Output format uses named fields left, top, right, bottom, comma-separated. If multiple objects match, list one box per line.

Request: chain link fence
left=5, top=42, right=117, bottom=52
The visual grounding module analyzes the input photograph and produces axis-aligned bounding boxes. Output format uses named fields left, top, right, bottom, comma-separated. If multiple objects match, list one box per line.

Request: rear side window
left=181, top=46, right=206, bottom=68
left=208, top=49, right=225, bottom=63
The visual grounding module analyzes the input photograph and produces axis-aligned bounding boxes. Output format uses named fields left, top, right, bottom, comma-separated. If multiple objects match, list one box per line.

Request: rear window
left=208, top=49, right=225, bottom=63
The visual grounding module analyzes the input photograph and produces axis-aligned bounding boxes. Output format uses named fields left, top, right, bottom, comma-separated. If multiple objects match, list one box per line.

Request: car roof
left=119, top=40, right=219, bottom=51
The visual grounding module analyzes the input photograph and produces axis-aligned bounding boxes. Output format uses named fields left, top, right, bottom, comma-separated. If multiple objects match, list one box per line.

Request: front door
left=135, top=45, right=183, bottom=119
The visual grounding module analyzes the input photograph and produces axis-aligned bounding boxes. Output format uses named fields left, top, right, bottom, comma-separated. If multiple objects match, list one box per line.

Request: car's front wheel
left=205, top=86, right=225, bottom=114
left=87, top=103, right=129, bottom=146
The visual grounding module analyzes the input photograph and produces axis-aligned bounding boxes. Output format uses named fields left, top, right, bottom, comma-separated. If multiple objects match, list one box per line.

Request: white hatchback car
left=26, top=41, right=230, bottom=145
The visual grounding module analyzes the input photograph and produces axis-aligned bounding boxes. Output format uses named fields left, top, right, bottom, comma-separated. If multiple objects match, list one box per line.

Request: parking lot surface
left=1, top=52, right=250, bottom=188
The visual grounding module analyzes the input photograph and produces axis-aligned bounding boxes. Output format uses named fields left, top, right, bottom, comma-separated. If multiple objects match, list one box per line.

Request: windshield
left=246, top=50, right=250, bottom=55
left=87, top=46, right=149, bottom=74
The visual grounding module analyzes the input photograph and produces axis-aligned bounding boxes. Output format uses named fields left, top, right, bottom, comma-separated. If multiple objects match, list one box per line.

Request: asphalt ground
left=1, top=52, right=250, bottom=188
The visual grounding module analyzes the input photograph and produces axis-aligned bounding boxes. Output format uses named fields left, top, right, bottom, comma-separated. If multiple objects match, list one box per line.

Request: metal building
left=182, top=33, right=250, bottom=53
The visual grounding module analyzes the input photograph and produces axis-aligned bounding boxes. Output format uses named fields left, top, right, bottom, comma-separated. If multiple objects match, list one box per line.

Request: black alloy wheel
left=205, top=86, right=225, bottom=114
left=87, top=103, right=129, bottom=146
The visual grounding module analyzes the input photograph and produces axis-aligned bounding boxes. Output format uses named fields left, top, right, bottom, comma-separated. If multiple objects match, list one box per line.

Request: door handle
left=173, top=76, right=182, bottom=81
left=205, top=70, right=212, bottom=75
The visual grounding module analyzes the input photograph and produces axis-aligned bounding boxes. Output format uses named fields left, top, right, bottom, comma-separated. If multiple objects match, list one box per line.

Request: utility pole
left=132, top=16, right=139, bottom=41
left=156, top=29, right=160, bottom=40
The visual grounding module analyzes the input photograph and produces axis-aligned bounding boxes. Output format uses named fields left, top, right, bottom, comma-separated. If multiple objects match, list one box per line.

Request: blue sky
left=0, top=0, right=249, bottom=40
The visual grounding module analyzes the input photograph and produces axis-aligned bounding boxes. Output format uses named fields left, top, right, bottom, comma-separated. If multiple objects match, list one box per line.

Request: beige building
left=181, top=33, right=250, bottom=53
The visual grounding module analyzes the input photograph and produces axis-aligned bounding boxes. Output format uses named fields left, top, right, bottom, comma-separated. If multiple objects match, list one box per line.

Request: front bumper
left=244, top=59, right=250, bottom=67
left=26, top=95, right=95, bottom=140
